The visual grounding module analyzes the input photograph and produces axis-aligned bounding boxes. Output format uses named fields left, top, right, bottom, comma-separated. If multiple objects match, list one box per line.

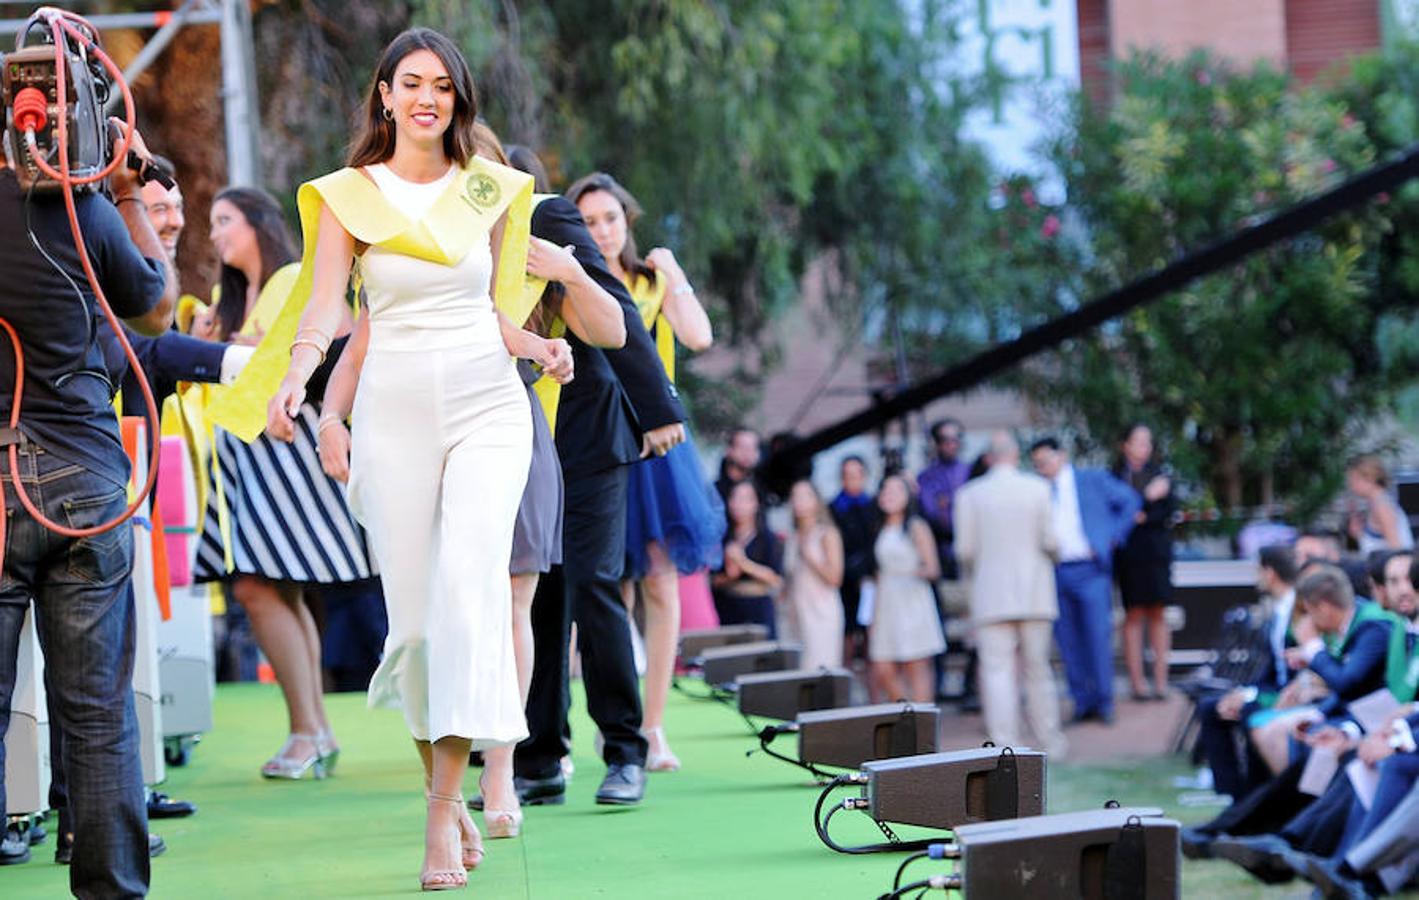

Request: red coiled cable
left=0, top=7, right=164, bottom=571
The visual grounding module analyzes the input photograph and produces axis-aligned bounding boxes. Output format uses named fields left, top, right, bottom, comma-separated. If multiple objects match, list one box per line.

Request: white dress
left=349, top=163, right=532, bottom=747
left=869, top=524, right=946, bottom=663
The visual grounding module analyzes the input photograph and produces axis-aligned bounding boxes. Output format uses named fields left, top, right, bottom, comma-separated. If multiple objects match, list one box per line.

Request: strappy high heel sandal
left=644, top=726, right=681, bottom=772
left=477, top=773, right=523, bottom=839
left=315, top=729, right=341, bottom=775
left=260, top=734, right=326, bottom=780
left=421, top=793, right=469, bottom=892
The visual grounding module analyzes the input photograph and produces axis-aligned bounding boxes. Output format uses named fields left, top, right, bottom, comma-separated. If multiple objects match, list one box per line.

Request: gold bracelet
left=295, top=326, right=335, bottom=344
left=290, top=338, right=327, bottom=366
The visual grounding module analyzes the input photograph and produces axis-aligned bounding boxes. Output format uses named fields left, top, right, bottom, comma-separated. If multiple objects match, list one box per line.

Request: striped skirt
left=193, top=404, right=374, bottom=584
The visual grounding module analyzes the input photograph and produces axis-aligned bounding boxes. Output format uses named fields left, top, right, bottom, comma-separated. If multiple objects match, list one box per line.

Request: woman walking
left=567, top=172, right=723, bottom=772
left=256, top=29, right=569, bottom=890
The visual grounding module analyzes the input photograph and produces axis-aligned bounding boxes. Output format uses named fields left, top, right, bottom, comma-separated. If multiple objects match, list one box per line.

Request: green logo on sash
left=465, top=173, right=501, bottom=210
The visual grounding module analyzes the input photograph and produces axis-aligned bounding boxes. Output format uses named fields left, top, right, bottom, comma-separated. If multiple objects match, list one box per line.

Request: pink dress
left=677, top=570, right=720, bottom=631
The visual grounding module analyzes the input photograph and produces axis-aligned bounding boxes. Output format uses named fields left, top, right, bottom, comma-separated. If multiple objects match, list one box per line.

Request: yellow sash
left=201, top=264, right=300, bottom=570
left=175, top=293, right=205, bottom=335
left=208, top=157, right=535, bottom=442
left=531, top=318, right=566, bottom=433
left=630, top=269, right=675, bottom=384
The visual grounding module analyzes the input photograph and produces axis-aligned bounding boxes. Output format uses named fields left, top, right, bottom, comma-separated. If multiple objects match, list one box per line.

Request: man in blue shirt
left=0, top=122, right=174, bottom=896
left=1030, top=437, right=1141, bottom=725
left=918, top=419, right=971, bottom=579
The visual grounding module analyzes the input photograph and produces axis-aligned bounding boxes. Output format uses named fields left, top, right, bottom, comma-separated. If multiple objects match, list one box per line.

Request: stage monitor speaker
left=679, top=624, right=770, bottom=661
left=700, top=641, right=801, bottom=686
left=953, top=807, right=1179, bottom=899
left=797, top=702, right=938, bottom=769
left=736, top=668, right=853, bottom=721
left=863, top=746, right=1046, bottom=830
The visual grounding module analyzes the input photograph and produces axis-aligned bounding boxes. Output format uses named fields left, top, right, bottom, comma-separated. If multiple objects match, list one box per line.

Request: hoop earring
left=382, top=107, right=393, bottom=121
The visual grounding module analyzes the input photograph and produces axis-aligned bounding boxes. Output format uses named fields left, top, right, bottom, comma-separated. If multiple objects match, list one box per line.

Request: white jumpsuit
left=348, top=162, right=532, bottom=747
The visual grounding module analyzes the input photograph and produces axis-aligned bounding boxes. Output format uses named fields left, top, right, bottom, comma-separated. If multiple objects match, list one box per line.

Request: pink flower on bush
left=1041, top=214, right=1061, bottom=239
left=1321, top=159, right=1336, bottom=174
left=1341, top=113, right=1357, bottom=129
left=1021, top=187, right=1038, bottom=208
left=1194, top=68, right=1212, bottom=86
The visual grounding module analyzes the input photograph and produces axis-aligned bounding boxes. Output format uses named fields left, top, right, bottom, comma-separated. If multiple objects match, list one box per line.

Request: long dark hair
left=565, top=171, right=654, bottom=282
left=212, top=186, right=296, bottom=341
left=348, top=28, right=479, bottom=169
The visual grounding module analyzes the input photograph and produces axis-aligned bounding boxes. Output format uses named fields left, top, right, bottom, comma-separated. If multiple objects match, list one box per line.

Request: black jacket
left=532, top=197, right=684, bottom=478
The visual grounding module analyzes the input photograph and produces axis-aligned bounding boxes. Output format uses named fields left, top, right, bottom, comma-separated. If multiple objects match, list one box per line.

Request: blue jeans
left=1053, top=560, right=1115, bottom=716
left=0, top=442, right=148, bottom=898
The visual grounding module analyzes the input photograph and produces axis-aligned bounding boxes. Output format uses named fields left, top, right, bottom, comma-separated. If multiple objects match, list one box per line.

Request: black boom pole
left=765, top=141, right=1419, bottom=483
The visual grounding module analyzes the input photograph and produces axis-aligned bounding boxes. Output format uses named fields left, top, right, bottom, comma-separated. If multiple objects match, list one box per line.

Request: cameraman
left=0, top=118, right=174, bottom=898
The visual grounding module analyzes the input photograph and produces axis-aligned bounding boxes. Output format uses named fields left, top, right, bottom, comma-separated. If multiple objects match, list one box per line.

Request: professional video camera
left=1, top=10, right=171, bottom=194
left=1, top=11, right=111, bottom=193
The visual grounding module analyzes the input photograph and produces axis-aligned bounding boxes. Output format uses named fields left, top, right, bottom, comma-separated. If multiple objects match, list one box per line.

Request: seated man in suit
left=1294, top=555, right=1419, bottom=897
left=1202, top=551, right=1419, bottom=888
left=1184, top=565, right=1395, bottom=858
left=1029, top=437, right=1140, bottom=725
left=1305, top=708, right=1419, bottom=898
left=1195, top=543, right=1300, bottom=799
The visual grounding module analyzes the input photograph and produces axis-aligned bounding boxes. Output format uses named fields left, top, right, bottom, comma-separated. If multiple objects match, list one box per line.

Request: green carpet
left=5, top=683, right=1417, bottom=898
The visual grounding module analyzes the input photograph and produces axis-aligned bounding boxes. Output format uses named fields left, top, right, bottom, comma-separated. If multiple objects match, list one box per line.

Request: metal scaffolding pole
left=220, top=0, right=260, bottom=186
left=0, top=9, right=224, bottom=35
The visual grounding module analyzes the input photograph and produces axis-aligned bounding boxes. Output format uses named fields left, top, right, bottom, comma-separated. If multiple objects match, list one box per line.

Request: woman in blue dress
left=567, top=172, right=724, bottom=772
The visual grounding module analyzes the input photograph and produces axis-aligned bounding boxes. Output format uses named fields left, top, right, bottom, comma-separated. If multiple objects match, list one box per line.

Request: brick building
left=1078, top=0, right=1384, bottom=102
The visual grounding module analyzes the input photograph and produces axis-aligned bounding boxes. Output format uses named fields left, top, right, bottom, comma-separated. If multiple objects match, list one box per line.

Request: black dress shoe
left=1211, top=834, right=1300, bottom=884
left=1307, top=857, right=1376, bottom=900
left=0, top=832, right=30, bottom=866
left=595, top=763, right=645, bottom=806
left=148, top=791, right=197, bottom=819
left=1066, top=709, right=1098, bottom=726
left=1180, top=827, right=1215, bottom=860
left=54, top=831, right=165, bottom=865
left=472, top=771, right=566, bottom=810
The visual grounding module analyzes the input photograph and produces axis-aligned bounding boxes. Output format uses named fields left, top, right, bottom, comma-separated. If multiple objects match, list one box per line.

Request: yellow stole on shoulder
left=630, top=269, right=675, bottom=384
left=207, top=157, right=535, bottom=442
left=519, top=193, right=566, bottom=434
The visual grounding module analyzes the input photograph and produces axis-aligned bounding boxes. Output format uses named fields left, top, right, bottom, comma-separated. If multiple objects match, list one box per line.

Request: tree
left=116, top=0, right=1015, bottom=435
left=1026, top=51, right=1404, bottom=515
left=404, top=0, right=996, bottom=431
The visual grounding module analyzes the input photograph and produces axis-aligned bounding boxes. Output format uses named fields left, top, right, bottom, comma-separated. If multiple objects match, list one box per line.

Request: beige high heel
left=644, top=726, right=681, bottom=772
left=422, top=793, right=469, bottom=892
left=478, top=774, right=523, bottom=839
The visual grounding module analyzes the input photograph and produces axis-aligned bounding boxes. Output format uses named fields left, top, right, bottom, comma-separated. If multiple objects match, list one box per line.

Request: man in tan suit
left=953, top=432, right=1067, bottom=758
